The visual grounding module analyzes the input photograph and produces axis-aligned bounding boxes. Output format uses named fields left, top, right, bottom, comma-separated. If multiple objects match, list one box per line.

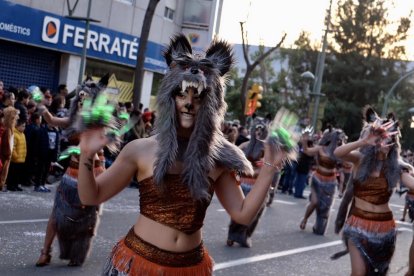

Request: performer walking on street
left=35, top=76, right=110, bottom=267
left=299, top=125, right=345, bottom=235
left=333, top=107, right=414, bottom=276
left=226, top=117, right=271, bottom=248
left=77, top=34, right=295, bottom=275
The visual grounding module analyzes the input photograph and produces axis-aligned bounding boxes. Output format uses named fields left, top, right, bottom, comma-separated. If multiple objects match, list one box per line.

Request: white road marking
left=218, top=200, right=296, bottom=211
left=214, top=240, right=342, bottom=271
left=398, top=227, right=413, bottom=233
left=0, top=219, right=48, bottom=225
left=396, top=220, right=413, bottom=226
left=274, top=200, right=296, bottom=205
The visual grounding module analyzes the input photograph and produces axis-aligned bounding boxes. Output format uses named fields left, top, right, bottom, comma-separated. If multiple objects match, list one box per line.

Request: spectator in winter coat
left=7, top=121, right=26, bottom=191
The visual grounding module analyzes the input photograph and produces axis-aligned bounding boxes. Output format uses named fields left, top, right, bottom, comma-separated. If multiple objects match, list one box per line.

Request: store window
left=182, top=0, right=212, bottom=28
left=164, top=7, right=175, bottom=21
left=151, top=72, right=163, bottom=96
left=86, top=59, right=134, bottom=82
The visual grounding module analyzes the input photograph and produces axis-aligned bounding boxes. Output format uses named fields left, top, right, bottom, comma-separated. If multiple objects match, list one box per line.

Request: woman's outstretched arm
left=214, top=145, right=286, bottom=225
left=78, top=128, right=139, bottom=205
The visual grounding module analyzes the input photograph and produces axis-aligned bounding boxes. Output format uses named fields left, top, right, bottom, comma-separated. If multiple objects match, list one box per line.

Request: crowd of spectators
left=0, top=79, right=156, bottom=192
left=1, top=78, right=413, bottom=200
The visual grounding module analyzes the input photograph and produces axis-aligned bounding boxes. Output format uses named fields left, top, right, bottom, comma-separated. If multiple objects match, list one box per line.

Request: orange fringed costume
left=103, top=175, right=215, bottom=275
left=342, top=170, right=396, bottom=275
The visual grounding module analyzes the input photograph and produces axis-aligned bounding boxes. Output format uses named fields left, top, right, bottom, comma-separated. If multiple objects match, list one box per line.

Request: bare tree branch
left=240, top=22, right=251, bottom=68
left=238, top=27, right=287, bottom=124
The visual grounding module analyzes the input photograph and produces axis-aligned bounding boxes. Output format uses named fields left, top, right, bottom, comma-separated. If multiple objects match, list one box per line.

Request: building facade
left=0, top=0, right=223, bottom=108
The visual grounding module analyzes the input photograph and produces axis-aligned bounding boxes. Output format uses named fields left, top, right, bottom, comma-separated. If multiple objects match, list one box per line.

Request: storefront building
left=0, top=0, right=223, bottom=109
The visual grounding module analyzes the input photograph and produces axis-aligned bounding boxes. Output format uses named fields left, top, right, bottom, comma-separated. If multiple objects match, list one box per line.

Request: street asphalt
left=0, top=182, right=412, bottom=276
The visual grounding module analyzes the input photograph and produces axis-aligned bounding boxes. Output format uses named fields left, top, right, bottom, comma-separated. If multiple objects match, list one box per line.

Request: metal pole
left=311, top=0, right=332, bottom=131
left=381, top=68, right=414, bottom=117
left=78, top=0, right=92, bottom=84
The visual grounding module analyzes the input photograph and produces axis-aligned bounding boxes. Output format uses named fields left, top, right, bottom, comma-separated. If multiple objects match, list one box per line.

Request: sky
left=218, top=0, right=414, bottom=60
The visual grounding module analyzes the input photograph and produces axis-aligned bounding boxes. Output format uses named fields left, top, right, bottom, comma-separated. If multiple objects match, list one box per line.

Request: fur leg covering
left=53, top=174, right=100, bottom=265
left=227, top=183, right=267, bottom=246
left=311, top=175, right=336, bottom=235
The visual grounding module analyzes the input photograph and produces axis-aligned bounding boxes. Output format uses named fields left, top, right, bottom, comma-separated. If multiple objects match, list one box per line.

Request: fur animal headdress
left=318, top=124, right=345, bottom=161
left=63, top=74, right=120, bottom=150
left=356, top=105, right=403, bottom=189
left=244, top=116, right=270, bottom=162
left=154, top=34, right=253, bottom=200
left=68, top=74, right=110, bottom=123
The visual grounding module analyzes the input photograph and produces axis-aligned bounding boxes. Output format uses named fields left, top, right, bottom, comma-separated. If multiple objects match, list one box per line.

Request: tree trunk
left=238, top=21, right=286, bottom=125
left=132, top=0, right=160, bottom=110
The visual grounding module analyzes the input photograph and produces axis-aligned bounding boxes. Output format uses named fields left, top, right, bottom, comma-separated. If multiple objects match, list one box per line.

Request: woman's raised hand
left=265, top=108, right=300, bottom=166
left=362, top=119, right=398, bottom=146
left=263, top=142, right=288, bottom=169
left=80, top=127, right=109, bottom=158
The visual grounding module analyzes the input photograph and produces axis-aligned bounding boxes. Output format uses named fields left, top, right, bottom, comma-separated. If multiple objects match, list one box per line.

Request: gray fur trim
left=245, top=118, right=268, bottom=161
left=65, top=75, right=121, bottom=154
left=214, top=136, right=254, bottom=175
left=153, top=34, right=247, bottom=200
left=54, top=174, right=100, bottom=264
left=356, top=145, right=400, bottom=189
left=357, top=106, right=403, bottom=189
left=319, top=128, right=343, bottom=162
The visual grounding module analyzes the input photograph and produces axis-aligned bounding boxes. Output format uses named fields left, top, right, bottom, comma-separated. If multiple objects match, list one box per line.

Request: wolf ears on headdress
left=163, top=33, right=234, bottom=76
left=362, top=105, right=379, bottom=124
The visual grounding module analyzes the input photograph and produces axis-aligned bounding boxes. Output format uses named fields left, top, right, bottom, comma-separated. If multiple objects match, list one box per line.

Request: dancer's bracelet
left=263, top=161, right=283, bottom=171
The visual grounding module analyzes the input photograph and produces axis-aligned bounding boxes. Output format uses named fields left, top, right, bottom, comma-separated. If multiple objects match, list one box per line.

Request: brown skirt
left=342, top=207, right=396, bottom=275
left=103, top=228, right=214, bottom=275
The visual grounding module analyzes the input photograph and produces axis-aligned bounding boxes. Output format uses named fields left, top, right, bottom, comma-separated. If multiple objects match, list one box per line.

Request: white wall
left=59, top=54, right=81, bottom=91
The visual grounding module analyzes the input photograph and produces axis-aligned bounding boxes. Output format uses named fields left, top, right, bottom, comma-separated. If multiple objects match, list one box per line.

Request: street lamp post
left=381, top=69, right=414, bottom=117
left=409, top=107, right=414, bottom=129
left=300, top=71, right=315, bottom=124
left=65, top=0, right=100, bottom=84
left=310, top=0, right=332, bottom=131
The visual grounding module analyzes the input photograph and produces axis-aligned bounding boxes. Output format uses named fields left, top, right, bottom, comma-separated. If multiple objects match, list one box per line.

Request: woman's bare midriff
left=354, top=197, right=391, bottom=213
left=133, top=214, right=202, bottom=253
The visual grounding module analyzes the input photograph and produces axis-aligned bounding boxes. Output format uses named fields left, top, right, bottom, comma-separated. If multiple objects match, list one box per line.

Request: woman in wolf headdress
left=332, top=106, right=414, bottom=276
left=226, top=116, right=271, bottom=248
left=299, top=124, right=345, bottom=235
left=35, top=75, right=109, bottom=267
left=77, top=34, right=293, bottom=275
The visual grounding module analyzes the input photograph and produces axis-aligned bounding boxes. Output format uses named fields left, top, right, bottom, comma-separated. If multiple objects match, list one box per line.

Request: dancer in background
left=77, top=34, right=295, bottom=275
left=333, top=107, right=414, bottom=275
left=35, top=76, right=111, bottom=267
left=226, top=117, right=270, bottom=248
left=400, top=184, right=414, bottom=223
left=299, top=125, right=345, bottom=235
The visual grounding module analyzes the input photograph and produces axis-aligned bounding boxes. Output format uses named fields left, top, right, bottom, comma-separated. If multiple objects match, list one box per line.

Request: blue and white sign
left=0, top=0, right=167, bottom=73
